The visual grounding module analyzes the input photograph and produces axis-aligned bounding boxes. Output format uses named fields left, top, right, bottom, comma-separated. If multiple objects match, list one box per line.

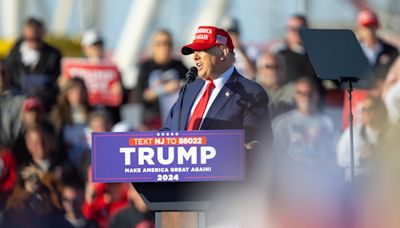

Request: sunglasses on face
left=263, top=64, right=279, bottom=69
left=154, top=40, right=172, bottom=47
left=361, top=106, right=376, bottom=113
left=287, top=25, right=305, bottom=32
left=296, top=90, right=312, bottom=97
left=62, top=197, right=77, bottom=203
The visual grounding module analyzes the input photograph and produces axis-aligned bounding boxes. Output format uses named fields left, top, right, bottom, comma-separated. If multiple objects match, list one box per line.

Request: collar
left=205, top=66, right=234, bottom=89
left=360, top=40, right=383, bottom=52
left=35, top=159, right=51, bottom=172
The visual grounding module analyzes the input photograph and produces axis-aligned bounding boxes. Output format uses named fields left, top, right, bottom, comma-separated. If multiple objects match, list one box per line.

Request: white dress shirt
left=360, top=41, right=383, bottom=66
left=188, top=66, right=235, bottom=128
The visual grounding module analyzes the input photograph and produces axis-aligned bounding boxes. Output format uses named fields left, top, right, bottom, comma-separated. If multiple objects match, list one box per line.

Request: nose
left=192, top=51, right=200, bottom=61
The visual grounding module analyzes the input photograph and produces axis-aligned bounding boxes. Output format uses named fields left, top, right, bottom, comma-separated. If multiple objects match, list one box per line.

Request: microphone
left=178, top=67, right=197, bottom=129
left=185, top=67, right=197, bottom=84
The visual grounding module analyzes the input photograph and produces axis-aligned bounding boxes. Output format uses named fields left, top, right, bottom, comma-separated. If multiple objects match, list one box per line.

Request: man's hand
left=245, top=141, right=260, bottom=150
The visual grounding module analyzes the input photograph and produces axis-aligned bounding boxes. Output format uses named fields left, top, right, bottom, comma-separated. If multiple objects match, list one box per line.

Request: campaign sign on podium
left=92, top=130, right=245, bottom=183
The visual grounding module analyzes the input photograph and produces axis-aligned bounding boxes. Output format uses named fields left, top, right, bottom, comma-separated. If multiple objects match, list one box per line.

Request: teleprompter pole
left=347, top=80, right=355, bottom=183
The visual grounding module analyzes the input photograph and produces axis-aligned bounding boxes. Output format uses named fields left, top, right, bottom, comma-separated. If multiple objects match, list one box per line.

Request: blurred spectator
left=82, top=112, right=133, bottom=228
left=81, top=111, right=134, bottom=227
left=12, top=97, right=58, bottom=167
left=221, top=17, right=257, bottom=80
left=270, top=78, right=342, bottom=228
left=0, top=61, right=25, bottom=148
left=24, top=124, right=63, bottom=174
left=357, top=9, right=398, bottom=88
left=62, top=178, right=98, bottom=228
left=137, top=29, right=187, bottom=128
left=112, top=121, right=134, bottom=132
left=83, top=180, right=130, bottom=228
left=337, top=95, right=388, bottom=182
left=80, top=111, right=113, bottom=181
left=79, top=30, right=123, bottom=124
left=89, top=110, right=112, bottom=133
left=0, top=145, right=17, bottom=210
left=272, top=14, right=321, bottom=91
left=81, top=30, right=105, bottom=63
left=381, top=57, right=400, bottom=123
left=382, top=57, right=400, bottom=98
left=3, top=165, right=70, bottom=228
left=383, top=79, right=400, bottom=123
left=272, top=77, right=337, bottom=167
left=5, top=17, right=62, bottom=111
left=51, top=77, right=90, bottom=167
left=21, top=97, right=47, bottom=129
left=256, top=52, right=295, bottom=119
left=108, top=186, right=154, bottom=228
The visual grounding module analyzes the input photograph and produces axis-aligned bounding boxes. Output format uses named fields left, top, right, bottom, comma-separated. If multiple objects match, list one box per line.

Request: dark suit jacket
left=162, top=69, right=272, bottom=144
left=372, top=39, right=398, bottom=79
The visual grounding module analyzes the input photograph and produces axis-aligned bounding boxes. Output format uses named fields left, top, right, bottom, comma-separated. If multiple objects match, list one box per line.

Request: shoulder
left=234, top=70, right=266, bottom=95
left=380, top=40, right=399, bottom=54
left=171, top=59, right=188, bottom=75
left=171, top=59, right=186, bottom=67
left=138, top=59, right=156, bottom=73
left=42, top=42, right=62, bottom=57
left=7, top=39, right=23, bottom=56
left=140, top=59, right=154, bottom=67
left=268, top=40, right=288, bottom=53
left=316, top=112, right=336, bottom=130
left=272, top=110, right=296, bottom=127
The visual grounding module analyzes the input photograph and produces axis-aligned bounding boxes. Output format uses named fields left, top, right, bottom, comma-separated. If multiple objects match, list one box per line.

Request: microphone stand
left=177, top=81, right=189, bottom=130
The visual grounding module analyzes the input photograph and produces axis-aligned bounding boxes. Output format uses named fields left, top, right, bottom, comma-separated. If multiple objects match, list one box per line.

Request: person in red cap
left=160, top=26, right=271, bottom=227
left=357, top=9, right=398, bottom=88
left=12, top=97, right=59, bottom=168
left=163, top=25, right=271, bottom=148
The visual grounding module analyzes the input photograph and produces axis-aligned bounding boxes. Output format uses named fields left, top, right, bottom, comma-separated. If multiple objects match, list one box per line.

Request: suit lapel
left=180, top=78, right=204, bottom=129
left=201, top=70, right=238, bottom=129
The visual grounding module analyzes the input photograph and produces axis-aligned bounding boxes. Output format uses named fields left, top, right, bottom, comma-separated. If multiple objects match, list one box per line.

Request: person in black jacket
left=5, top=17, right=62, bottom=111
left=273, top=14, right=324, bottom=96
left=136, top=29, right=187, bottom=129
left=357, top=9, right=399, bottom=88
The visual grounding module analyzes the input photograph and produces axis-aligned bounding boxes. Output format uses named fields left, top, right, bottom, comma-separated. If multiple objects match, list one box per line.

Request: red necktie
left=187, top=80, right=215, bottom=130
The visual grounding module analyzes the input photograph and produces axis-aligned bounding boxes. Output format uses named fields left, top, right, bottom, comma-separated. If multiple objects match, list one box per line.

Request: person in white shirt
left=273, top=77, right=337, bottom=167
left=337, top=95, right=388, bottom=181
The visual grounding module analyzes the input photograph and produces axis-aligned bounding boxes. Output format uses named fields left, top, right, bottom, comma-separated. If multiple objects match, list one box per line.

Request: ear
left=218, top=45, right=229, bottom=61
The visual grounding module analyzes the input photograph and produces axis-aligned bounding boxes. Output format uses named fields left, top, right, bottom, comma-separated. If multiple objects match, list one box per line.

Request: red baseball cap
left=181, top=26, right=234, bottom=55
left=23, top=97, right=45, bottom=113
left=357, top=10, right=379, bottom=27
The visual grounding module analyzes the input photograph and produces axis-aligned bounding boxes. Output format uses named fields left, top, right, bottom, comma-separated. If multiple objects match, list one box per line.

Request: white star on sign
left=225, top=91, right=230, bottom=97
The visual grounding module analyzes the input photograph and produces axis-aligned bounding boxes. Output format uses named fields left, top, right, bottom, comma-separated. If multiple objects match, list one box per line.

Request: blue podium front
left=92, top=130, right=245, bottom=210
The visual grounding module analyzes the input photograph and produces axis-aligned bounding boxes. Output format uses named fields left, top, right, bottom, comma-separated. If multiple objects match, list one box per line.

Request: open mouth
left=196, top=62, right=202, bottom=71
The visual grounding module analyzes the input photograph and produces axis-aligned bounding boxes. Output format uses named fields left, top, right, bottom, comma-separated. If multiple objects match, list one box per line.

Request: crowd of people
left=0, top=8, right=400, bottom=227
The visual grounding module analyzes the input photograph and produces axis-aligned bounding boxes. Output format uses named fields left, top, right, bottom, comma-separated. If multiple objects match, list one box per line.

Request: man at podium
left=163, top=26, right=272, bottom=147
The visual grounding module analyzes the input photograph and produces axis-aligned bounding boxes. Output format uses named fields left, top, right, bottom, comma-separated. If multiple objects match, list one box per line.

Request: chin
left=199, top=75, right=208, bottom=80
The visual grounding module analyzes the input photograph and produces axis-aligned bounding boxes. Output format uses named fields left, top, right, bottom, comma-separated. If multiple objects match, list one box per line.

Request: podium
left=92, top=130, right=245, bottom=228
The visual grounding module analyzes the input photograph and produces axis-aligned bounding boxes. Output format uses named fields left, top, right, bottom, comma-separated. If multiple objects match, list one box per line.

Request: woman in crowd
left=51, top=77, right=91, bottom=167
left=337, top=95, right=388, bottom=182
